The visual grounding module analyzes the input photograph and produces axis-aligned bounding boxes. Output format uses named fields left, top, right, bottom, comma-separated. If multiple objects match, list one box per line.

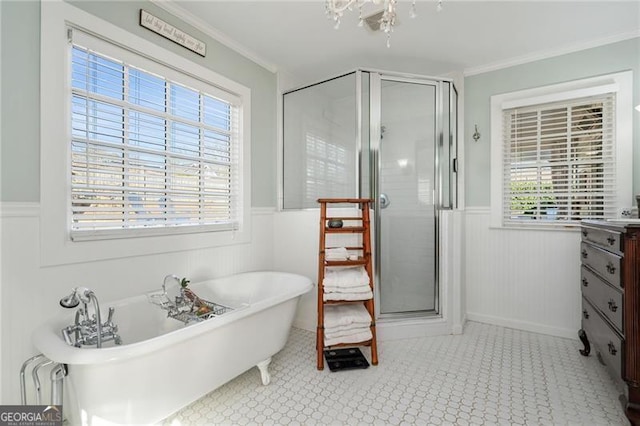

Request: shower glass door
left=373, top=76, right=438, bottom=315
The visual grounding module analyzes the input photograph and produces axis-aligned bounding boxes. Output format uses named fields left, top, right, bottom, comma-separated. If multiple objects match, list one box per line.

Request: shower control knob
left=380, top=193, right=390, bottom=209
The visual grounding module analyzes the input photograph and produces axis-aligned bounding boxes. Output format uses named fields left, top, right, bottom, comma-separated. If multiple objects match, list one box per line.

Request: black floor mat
left=323, top=347, right=370, bottom=372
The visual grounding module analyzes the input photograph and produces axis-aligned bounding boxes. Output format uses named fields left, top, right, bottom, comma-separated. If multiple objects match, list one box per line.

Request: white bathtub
left=33, top=271, right=313, bottom=425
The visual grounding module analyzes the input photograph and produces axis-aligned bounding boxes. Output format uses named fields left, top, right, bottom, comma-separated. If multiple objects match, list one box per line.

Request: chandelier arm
left=326, top=0, right=361, bottom=14
left=327, top=0, right=438, bottom=47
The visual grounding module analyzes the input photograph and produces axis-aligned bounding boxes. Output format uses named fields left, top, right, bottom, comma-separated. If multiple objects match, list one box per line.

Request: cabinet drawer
left=581, top=226, right=623, bottom=255
left=581, top=266, right=623, bottom=333
left=581, top=242, right=622, bottom=288
left=582, top=297, right=623, bottom=379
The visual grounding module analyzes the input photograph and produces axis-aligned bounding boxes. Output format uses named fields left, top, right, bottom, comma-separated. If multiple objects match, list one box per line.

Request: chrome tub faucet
left=60, top=287, right=121, bottom=348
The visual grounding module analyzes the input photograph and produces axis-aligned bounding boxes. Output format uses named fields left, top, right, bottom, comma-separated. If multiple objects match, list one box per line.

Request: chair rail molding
left=0, top=202, right=40, bottom=218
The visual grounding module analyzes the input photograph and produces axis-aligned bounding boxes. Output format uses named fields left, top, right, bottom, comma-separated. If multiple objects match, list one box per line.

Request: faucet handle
left=107, top=307, right=115, bottom=324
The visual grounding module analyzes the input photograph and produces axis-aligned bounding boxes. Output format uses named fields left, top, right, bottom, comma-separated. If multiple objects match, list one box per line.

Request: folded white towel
left=323, top=267, right=369, bottom=288
left=325, top=257, right=348, bottom=262
left=324, top=329, right=373, bottom=347
left=325, top=325, right=371, bottom=340
left=324, top=304, right=372, bottom=328
left=325, top=247, right=349, bottom=261
left=323, top=284, right=371, bottom=294
left=326, top=323, right=370, bottom=335
left=324, top=290, right=373, bottom=301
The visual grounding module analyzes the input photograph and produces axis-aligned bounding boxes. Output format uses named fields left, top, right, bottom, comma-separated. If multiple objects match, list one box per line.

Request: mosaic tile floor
left=162, top=321, right=628, bottom=425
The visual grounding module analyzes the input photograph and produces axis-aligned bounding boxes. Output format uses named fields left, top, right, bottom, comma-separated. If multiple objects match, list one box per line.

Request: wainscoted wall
left=0, top=204, right=275, bottom=404
left=273, top=209, right=320, bottom=332
left=1, top=202, right=580, bottom=403
left=464, top=207, right=582, bottom=339
left=275, top=208, right=465, bottom=339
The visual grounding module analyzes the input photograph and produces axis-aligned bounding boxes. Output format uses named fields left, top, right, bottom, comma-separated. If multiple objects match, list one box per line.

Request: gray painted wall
left=0, top=0, right=277, bottom=207
left=3, top=0, right=636, bottom=209
left=1, top=1, right=41, bottom=202
left=464, top=37, right=640, bottom=207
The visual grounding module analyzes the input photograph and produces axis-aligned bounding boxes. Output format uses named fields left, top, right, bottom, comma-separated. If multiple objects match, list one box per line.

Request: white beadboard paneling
left=0, top=204, right=274, bottom=404
left=273, top=209, right=320, bottom=332
left=448, top=210, right=465, bottom=335
left=465, top=208, right=582, bottom=339
left=276, top=208, right=464, bottom=337
left=273, top=208, right=366, bottom=331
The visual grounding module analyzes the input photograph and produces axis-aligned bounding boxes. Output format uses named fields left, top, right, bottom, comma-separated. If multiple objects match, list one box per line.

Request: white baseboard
left=292, top=316, right=315, bottom=333
left=294, top=316, right=458, bottom=341
left=376, top=317, right=454, bottom=341
left=466, top=312, right=577, bottom=340
left=451, top=315, right=467, bottom=335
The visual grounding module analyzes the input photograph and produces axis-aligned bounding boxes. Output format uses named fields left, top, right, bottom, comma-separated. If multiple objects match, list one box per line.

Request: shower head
left=59, top=289, right=80, bottom=308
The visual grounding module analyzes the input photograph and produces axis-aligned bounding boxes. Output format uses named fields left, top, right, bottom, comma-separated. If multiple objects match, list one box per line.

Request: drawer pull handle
left=582, top=309, right=589, bottom=319
left=606, top=262, right=616, bottom=274
left=608, top=299, right=618, bottom=312
left=581, top=249, right=588, bottom=259
left=582, top=229, right=588, bottom=237
left=607, top=236, right=616, bottom=246
left=582, top=278, right=589, bottom=287
left=608, top=342, right=617, bottom=356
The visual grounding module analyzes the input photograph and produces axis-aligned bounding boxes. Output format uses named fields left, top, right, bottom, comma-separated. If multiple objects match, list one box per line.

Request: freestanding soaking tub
left=33, top=271, right=313, bottom=425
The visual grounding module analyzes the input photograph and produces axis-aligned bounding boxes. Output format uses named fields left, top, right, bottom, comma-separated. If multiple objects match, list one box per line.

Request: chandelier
left=325, top=0, right=442, bottom=47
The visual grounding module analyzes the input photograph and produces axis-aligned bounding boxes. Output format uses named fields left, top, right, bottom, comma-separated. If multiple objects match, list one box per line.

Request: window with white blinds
left=502, top=94, right=616, bottom=226
left=303, top=129, right=352, bottom=206
left=69, top=30, right=242, bottom=240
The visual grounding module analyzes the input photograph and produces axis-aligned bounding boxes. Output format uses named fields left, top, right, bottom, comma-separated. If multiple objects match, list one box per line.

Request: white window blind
left=502, top=94, right=616, bottom=226
left=69, top=29, right=241, bottom=240
left=304, top=129, right=351, bottom=206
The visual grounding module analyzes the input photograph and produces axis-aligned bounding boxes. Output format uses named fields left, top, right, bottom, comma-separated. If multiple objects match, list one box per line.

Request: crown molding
left=464, top=30, right=640, bottom=77
left=149, top=0, right=278, bottom=74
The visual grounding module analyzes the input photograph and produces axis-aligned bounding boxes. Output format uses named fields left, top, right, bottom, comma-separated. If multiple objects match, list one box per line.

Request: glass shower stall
left=283, top=70, right=457, bottom=319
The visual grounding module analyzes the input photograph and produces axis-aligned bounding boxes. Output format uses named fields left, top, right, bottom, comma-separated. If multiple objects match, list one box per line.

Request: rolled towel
left=324, top=329, right=373, bottom=347
left=324, top=304, right=372, bottom=328
left=325, top=325, right=371, bottom=340
left=324, top=290, right=373, bottom=301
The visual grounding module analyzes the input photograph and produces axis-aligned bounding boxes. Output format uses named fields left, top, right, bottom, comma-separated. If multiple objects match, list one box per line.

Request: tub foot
left=256, top=358, right=271, bottom=386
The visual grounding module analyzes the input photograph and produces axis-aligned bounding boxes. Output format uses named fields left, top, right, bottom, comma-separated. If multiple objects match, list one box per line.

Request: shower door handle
left=380, top=193, right=390, bottom=209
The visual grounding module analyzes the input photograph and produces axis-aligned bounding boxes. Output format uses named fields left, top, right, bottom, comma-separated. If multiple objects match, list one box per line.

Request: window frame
left=490, top=71, right=633, bottom=230
left=40, top=1, right=251, bottom=265
left=68, top=31, right=241, bottom=241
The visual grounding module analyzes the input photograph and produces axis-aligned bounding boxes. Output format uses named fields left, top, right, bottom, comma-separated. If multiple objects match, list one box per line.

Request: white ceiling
left=163, top=1, right=640, bottom=85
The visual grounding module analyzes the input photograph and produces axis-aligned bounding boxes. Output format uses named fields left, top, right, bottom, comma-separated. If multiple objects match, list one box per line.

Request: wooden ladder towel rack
left=316, top=198, right=378, bottom=370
